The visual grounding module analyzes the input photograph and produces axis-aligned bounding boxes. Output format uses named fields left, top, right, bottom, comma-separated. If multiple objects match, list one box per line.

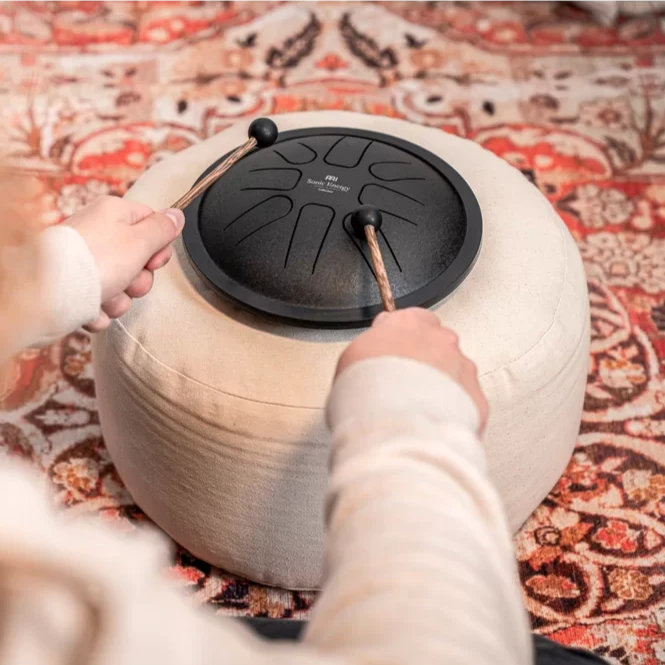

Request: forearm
left=1, top=225, right=100, bottom=361
left=304, top=358, right=533, bottom=665
left=34, top=225, right=100, bottom=344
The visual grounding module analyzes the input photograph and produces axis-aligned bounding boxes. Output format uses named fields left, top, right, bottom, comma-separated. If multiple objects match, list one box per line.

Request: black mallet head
left=248, top=117, right=279, bottom=148
left=351, top=205, right=383, bottom=239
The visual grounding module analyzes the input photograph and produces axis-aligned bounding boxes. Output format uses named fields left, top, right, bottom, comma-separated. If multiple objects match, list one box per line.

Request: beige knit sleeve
left=222, top=357, right=533, bottom=665
left=301, top=357, right=534, bottom=665
left=1, top=224, right=101, bottom=360
left=34, top=225, right=101, bottom=345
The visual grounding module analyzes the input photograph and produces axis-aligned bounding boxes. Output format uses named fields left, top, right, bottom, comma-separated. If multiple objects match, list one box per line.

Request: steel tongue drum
left=181, top=118, right=482, bottom=327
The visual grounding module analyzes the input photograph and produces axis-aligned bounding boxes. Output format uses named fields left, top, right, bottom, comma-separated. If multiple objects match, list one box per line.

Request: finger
left=125, top=269, right=154, bottom=299
left=122, top=199, right=154, bottom=224
left=405, top=308, right=441, bottom=327
left=83, top=311, right=111, bottom=333
left=463, top=358, right=479, bottom=381
left=102, top=292, right=133, bottom=319
left=471, top=386, right=489, bottom=433
left=132, top=208, right=184, bottom=264
left=372, top=311, right=390, bottom=327
left=93, top=196, right=154, bottom=225
left=372, top=308, right=440, bottom=329
left=381, top=308, right=440, bottom=329
left=438, top=326, right=459, bottom=346
left=145, top=245, right=173, bottom=272
left=463, top=362, right=489, bottom=432
left=479, top=398, right=489, bottom=433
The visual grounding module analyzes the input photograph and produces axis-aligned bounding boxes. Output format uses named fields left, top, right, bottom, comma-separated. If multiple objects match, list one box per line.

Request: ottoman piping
left=112, top=318, right=323, bottom=411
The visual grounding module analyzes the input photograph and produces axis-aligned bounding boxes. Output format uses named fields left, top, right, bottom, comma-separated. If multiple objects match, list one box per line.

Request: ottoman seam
left=112, top=319, right=324, bottom=411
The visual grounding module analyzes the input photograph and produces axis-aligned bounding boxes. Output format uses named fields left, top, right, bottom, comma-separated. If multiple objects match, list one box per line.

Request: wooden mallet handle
left=171, top=117, right=278, bottom=211
left=169, top=125, right=399, bottom=316
left=351, top=206, right=396, bottom=312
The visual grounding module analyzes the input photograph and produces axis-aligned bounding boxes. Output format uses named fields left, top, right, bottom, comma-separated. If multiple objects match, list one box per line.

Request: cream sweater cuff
left=327, top=356, right=481, bottom=435
left=36, top=225, right=101, bottom=344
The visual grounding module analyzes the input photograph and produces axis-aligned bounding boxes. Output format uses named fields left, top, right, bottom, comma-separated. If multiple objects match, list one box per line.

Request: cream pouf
left=92, top=111, right=590, bottom=590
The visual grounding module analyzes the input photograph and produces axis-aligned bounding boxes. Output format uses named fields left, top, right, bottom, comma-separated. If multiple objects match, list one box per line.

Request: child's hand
left=66, top=196, right=184, bottom=332
left=336, top=308, right=488, bottom=430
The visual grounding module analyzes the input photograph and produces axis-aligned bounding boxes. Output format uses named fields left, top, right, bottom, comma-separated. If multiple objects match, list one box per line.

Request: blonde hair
left=0, top=165, right=48, bottom=379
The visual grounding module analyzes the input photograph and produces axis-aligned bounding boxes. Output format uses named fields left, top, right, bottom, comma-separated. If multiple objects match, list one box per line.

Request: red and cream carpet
left=1, top=2, right=665, bottom=662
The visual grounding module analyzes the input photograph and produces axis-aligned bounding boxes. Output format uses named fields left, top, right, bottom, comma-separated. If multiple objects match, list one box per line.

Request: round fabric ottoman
left=92, top=111, right=590, bottom=590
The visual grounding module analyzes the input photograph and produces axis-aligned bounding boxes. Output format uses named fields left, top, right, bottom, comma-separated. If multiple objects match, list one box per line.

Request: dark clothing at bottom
left=241, top=617, right=610, bottom=664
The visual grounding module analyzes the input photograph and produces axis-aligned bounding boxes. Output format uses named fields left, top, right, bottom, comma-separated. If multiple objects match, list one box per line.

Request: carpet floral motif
left=1, top=2, right=665, bottom=662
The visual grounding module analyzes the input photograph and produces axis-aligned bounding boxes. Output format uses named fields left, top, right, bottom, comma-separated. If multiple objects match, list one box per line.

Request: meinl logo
left=307, top=175, right=350, bottom=193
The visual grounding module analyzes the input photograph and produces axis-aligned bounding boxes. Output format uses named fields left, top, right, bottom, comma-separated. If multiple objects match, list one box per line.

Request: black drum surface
left=183, top=127, right=482, bottom=328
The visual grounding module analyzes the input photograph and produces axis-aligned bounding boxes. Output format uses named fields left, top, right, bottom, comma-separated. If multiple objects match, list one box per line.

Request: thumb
left=132, top=208, right=184, bottom=259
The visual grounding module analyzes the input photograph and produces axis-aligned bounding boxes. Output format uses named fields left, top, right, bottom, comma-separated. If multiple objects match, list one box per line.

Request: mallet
left=170, top=122, right=397, bottom=315
left=351, top=205, right=396, bottom=312
left=171, top=117, right=279, bottom=211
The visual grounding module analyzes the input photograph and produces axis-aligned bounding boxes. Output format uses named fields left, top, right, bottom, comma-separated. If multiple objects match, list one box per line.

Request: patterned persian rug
left=1, top=2, right=665, bottom=662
